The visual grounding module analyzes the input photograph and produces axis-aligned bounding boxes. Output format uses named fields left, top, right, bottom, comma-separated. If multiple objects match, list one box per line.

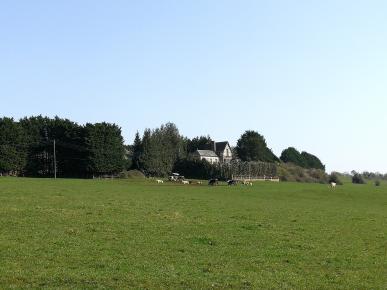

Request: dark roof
left=215, top=141, right=229, bottom=152
left=196, top=150, right=219, bottom=157
left=199, top=141, right=230, bottom=152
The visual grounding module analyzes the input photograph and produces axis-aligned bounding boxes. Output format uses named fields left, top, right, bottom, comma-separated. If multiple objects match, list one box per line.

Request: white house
left=213, top=141, right=232, bottom=163
left=192, top=141, right=232, bottom=164
left=193, top=150, right=220, bottom=164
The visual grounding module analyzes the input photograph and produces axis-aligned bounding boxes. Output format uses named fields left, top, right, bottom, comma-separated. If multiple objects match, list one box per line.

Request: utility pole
left=53, top=139, right=57, bottom=179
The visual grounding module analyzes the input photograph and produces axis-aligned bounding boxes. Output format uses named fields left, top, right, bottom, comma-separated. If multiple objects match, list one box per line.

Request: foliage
left=139, top=123, right=186, bottom=177
left=19, top=116, right=90, bottom=177
left=280, top=147, right=325, bottom=171
left=277, top=163, right=328, bottom=183
left=352, top=172, right=365, bottom=184
left=85, top=122, right=125, bottom=176
left=0, top=117, right=27, bottom=175
left=19, top=115, right=54, bottom=176
left=123, top=145, right=133, bottom=170
left=301, top=151, right=325, bottom=170
left=173, top=158, right=221, bottom=180
left=361, top=171, right=387, bottom=181
left=375, top=180, right=381, bottom=186
left=186, top=135, right=212, bottom=153
left=0, top=116, right=372, bottom=183
left=236, top=130, right=278, bottom=162
left=119, top=169, right=145, bottom=179
left=280, top=147, right=306, bottom=167
left=328, top=172, right=343, bottom=185
left=131, top=131, right=142, bottom=170
left=226, top=160, right=277, bottom=179
left=174, top=159, right=277, bottom=180
left=231, top=146, right=238, bottom=160
left=4, top=116, right=127, bottom=178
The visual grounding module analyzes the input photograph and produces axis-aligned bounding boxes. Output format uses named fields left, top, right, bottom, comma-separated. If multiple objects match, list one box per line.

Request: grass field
left=0, top=178, right=386, bottom=289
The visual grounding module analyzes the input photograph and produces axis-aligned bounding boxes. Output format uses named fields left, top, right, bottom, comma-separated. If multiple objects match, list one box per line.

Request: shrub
left=310, top=169, right=328, bottom=182
left=277, top=165, right=295, bottom=182
left=328, top=172, right=343, bottom=185
left=375, top=180, right=381, bottom=186
left=352, top=173, right=365, bottom=184
left=173, top=159, right=221, bottom=180
left=119, top=170, right=145, bottom=179
left=277, top=163, right=328, bottom=183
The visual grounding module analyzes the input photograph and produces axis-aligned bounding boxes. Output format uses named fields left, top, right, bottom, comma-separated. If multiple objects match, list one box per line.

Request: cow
left=227, top=180, right=238, bottom=186
left=330, top=182, right=336, bottom=188
left=156, top=179, right=164, bottom=184
left=182, top=180, right=189, bottom=185
left=208, top=179, right=218, bottom=186
left=243, top=180, right=253, bottom=186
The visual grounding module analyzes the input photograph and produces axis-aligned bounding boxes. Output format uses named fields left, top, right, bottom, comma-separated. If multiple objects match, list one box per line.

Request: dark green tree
left=0, top=117, right=28, bottom=175
left=20, top=115, right=55, bottom=176
left=121, top=145, right=133, bottom=171
left=139, top=123, right=186, bottom=176
left=280, top=147, right=306, bottom=167
left=85, top=122, right=125, bottom=176
left=236, top=130, right=278, bottom=162
left=131, top=131, right=142, bottom=169
left=301, top=151, right=325, bottom=170
left=50, top=117, right=88, bottom=177
left=187, top=135, right=212, bottom=153
left=139, top=128, right=156, bottom=175
left=352, top=172, right=365, bottom=184
left=20, top=116, right=87, bottom=177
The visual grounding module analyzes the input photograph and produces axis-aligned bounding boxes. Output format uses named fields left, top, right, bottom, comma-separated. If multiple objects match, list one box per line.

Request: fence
left=232, top=175, right=280, bottom=182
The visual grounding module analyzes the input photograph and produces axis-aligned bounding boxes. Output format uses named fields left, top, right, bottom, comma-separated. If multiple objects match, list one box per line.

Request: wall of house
left=201, top=156, right=219, bottom=164
left=218, top=144, right=232, bottom=163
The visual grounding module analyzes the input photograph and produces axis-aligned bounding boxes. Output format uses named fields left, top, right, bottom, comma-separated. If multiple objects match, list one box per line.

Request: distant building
left=213, top=141, right=232, bottom=163
left=192, top=141, right=232, bottom=164
left=193, top=150, right=220, bottom=164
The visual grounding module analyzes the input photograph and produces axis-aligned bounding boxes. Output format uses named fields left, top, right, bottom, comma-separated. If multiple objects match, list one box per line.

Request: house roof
left=200, top=141, right=230, bottom=151
left=196, top=150, right=219, bottom=157
left=215, top=141, right=229, bottom=152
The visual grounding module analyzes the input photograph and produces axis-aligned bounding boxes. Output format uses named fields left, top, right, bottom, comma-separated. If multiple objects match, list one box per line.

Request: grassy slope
left=0, top=178, right=386, bottom=289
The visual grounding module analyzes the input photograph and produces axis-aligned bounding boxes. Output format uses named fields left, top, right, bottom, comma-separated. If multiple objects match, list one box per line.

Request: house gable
left=193, top=141, right=232, bottom=163
left=215, top=142, right=232, bottom=162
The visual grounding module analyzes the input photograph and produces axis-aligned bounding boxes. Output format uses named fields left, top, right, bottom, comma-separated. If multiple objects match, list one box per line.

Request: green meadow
left=0, top=178, right=386, bottom=289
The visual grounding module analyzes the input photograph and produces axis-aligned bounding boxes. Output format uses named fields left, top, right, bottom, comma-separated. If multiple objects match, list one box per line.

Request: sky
left=1, top=0, right=386, bottom=173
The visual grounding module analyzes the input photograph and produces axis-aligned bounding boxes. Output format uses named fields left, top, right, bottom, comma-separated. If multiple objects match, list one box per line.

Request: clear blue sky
left=1, top=0, right=386, bottom=173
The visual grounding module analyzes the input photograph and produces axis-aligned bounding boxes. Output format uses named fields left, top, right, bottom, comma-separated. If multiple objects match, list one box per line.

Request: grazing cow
left=243, top=180, right=253, bottom=186
left=330, top=182, right=336, bottom=188
left=182, top=180, right=189, bottom=185
left=227, top=180, right=238, bottom=186
left=208, top=179, right=218, bottom=186
left=156, top=179, right=164, bottom=184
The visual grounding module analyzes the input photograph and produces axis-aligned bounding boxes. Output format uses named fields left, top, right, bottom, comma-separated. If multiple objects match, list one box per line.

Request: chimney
left=212, top=141, right=216, bottom=152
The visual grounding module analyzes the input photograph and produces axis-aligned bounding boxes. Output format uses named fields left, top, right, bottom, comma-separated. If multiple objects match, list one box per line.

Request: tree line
left=0, top=116, right=126, bottom=177
left=329, top=170, right=387, bottom=186
left=279, top=147, right=325, bottom=170
left=0, top=116, right=326, bottom=179
left=129, top=123, right=325, bottom=178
